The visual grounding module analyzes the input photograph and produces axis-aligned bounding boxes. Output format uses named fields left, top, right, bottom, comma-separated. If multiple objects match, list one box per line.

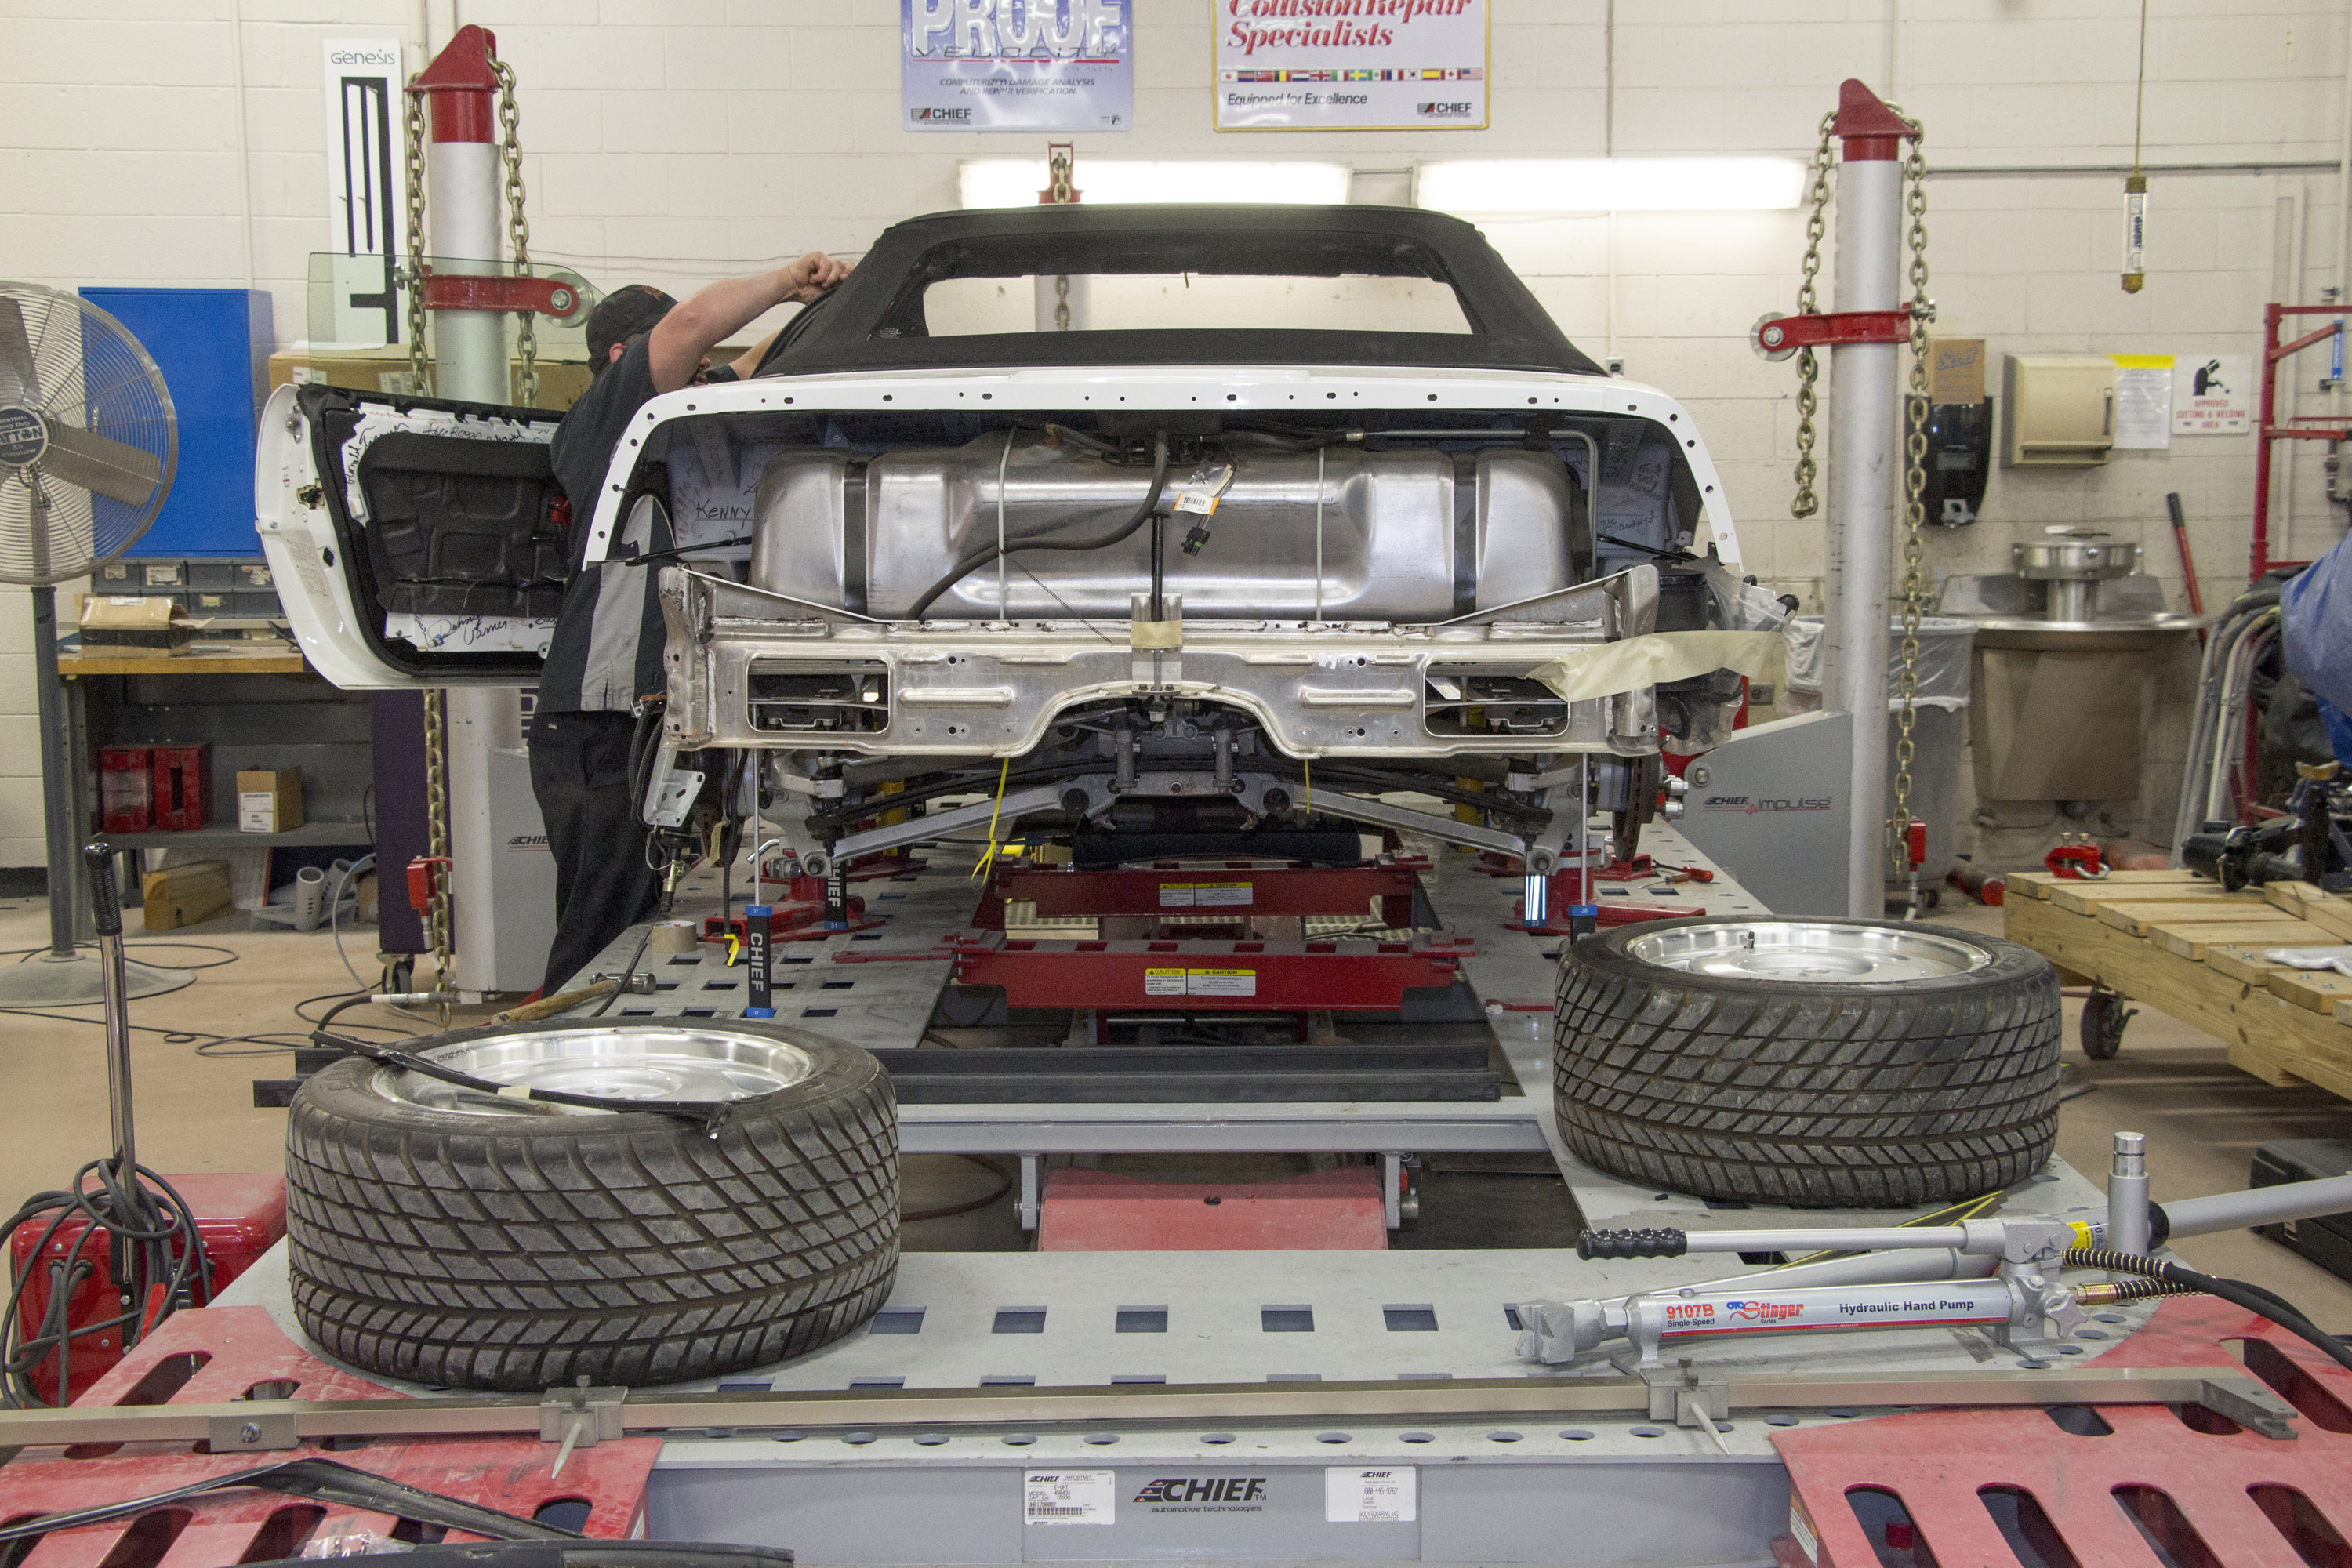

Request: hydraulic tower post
left=408, top=28, right=550, bottom=996
left=408, top=27, right=507, bottom=405
left=1820, top=83, right=1915, bottom=918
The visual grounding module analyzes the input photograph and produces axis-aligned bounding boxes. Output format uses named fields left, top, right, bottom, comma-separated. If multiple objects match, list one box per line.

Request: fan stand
left=0, top=490, right=190, bottom=1005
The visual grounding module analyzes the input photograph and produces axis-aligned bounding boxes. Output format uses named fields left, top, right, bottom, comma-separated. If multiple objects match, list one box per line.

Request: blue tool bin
left=78, top=287, right=273, bottom=559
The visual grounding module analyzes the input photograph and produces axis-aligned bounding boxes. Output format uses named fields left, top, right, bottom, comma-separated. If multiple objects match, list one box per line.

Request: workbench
left=2004, top=869, right=2352, bottom=1102
left=56, top=637, right=376, bottom=924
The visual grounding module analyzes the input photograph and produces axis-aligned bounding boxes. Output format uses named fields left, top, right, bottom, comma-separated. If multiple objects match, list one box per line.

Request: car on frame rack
left=259, top=203, right=1761, bottom=878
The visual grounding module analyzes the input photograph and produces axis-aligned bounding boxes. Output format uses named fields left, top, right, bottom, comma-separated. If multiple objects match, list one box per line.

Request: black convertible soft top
left=760, top=205, right=1602, bottom=379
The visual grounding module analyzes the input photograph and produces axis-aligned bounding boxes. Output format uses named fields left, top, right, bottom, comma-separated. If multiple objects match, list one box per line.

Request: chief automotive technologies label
left=902, top=0, right=1132, bottom=133
left=1216, top=0, right=1487, bottom=132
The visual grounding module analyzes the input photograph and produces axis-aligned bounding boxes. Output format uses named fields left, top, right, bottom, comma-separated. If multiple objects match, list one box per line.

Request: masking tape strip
left=1528, top=630, right=1780, bottom=704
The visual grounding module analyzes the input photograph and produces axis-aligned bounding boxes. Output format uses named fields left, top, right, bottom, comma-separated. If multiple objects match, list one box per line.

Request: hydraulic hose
left=902, top=433, right=1171, bottom=620
left=2067, top=1247, right=2352, bottom=1377
left=1150, top=513, right=1167, bottom=622
left=2172, top=584, right=2285, bottom=853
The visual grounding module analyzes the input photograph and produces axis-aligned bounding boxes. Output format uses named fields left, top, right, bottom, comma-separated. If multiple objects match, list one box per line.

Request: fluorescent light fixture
left=1415, top=158, right=1806, bottom=214
left=959, top=159, right=1352, bottom=209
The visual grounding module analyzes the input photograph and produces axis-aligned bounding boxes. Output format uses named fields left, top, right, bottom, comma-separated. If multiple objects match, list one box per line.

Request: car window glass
left=917, top=272, right=1473, bottom=336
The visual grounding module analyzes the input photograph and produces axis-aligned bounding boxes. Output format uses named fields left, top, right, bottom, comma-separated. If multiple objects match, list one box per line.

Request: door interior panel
left=297, top=383, right=563, bottom=679
left=354, top=431, right=568, bottom=619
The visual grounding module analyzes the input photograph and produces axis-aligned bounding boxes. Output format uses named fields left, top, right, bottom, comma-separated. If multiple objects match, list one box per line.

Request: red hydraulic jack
left=978, top=860, right=1425, bottom=931
left=702, top=873, right=884, bottom=946
left=947, top=857, right=1465, bottom=1012
left=8, top=1174, right=285, bottom=1406
left=1512, top=873, right=1708, bottom=932
left=945, top=931, right=1473, bottom=1013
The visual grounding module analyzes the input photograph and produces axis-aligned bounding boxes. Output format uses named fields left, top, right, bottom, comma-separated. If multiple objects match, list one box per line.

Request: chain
left=1787, top=111, right=1835, bottom=520
left=1777, top=102, right=1933, bottom=881
left=490, top=54, right=537, bottom=407
left=420, top=688, right=454, bottom=1018
left=406, top=72, right=453, bottom=1005
left=401, top=78, right=430, bottom=395
left=1889, top=125, right=1933, bottom=881
left=1047, top=143, right=1076, bottom=329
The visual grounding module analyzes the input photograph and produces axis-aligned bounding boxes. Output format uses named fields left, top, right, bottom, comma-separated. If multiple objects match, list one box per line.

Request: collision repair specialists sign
left=1216, top=0, right=1487, bottom=132
left=902, top=0, right=1133, bottom=133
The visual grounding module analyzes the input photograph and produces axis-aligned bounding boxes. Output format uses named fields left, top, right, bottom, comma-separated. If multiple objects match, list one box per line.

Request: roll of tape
left=649, top=919, right=701, bottom=954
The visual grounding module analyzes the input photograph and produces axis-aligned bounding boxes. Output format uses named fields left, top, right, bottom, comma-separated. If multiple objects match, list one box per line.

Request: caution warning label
left=1142, top=967, right=1258, bottom=998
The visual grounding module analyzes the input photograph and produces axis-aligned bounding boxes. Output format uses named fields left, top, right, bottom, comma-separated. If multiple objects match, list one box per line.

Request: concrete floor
left=3, top=889, right=2350, bottom=1329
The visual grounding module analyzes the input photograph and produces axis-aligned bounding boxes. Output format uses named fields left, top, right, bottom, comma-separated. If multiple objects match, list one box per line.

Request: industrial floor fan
left=0, top=281, right=188, bottom=1004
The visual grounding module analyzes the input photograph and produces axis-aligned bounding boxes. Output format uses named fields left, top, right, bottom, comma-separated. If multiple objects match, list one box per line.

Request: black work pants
left=528, top=710, right=660, bottom=995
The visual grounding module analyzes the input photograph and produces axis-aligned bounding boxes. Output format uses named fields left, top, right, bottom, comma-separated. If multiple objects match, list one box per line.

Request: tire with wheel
left=285, top=1021, right=898, bottom=1391
left=1553, top=918, right=2060, bottom=1207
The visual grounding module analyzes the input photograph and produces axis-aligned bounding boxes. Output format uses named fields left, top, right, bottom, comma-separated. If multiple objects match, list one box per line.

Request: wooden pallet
left=2005, top=871, right=2352, bottom=1101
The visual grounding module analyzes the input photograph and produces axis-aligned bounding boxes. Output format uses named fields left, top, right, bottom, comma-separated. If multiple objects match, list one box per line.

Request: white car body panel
left=578, top=365, right=1741, bottom=570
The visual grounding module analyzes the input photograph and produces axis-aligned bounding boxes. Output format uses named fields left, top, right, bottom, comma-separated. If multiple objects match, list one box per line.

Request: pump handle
left=1575, top=1227, right=1688, bottom=1261
left=84, top=842, right=123, bottom=939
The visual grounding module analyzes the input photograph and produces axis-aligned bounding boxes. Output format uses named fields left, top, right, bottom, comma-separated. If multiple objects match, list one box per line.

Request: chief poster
left=902, top=0, right=1134, bottom=133
left=1216, top=0, right=1488, bottom=132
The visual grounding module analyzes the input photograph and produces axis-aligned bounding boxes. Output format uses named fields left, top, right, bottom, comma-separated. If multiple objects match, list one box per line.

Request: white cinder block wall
left=2, top=0, right=2347, bottom=870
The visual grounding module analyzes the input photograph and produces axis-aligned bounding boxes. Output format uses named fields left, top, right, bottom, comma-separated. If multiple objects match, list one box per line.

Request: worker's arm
left=723, top=328, right=783, bottom=381
left=646, top=252, right=851, bottom=394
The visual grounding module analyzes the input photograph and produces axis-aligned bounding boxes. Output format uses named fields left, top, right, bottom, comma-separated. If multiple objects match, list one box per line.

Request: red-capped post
left=1820, top=78, right=1920, bottom=917
left=405, top=26, right=507, bottom=405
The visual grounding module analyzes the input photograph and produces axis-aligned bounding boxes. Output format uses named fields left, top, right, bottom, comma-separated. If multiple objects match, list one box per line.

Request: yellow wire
left=971, top=757, right=1011, bottom=880
left=1302, top=757, right=1312, bottom=817
left=1773, top=1187, right=2006, bottom=1272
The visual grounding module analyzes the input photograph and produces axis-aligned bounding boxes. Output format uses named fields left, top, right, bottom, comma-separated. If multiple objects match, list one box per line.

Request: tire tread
left=1552, top=920, right=2060, bottom=1207
left=285, top=1027, right=898, bottom=1390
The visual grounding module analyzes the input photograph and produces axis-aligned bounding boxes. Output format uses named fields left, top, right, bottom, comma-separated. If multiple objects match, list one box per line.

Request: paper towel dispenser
left=2001, top=354, right=2115, bottom=467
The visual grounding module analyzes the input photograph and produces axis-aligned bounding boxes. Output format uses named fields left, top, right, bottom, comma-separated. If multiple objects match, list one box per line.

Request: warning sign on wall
left=2172, top=354, right=2252, bottom=434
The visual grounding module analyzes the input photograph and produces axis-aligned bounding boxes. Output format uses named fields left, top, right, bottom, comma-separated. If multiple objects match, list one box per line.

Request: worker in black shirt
left=531, top=255, right=850, bottom=994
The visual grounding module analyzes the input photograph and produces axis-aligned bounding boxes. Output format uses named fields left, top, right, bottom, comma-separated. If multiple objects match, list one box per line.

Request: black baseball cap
left=586, top=284, right=677, bottom=367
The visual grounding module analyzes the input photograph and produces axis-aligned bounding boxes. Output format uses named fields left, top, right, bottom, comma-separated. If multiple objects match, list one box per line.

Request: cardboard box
left=267, top=347, right=594, bottom=412
left=236, top=767, right=303, bottom=834
left=143, top=861, right=233, bottom=931
left=80, top=596, right=204, bottom=651
left=1929, top=338, right=1987, bottom=405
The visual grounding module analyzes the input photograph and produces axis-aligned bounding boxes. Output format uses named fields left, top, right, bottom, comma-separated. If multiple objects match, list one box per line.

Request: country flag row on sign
left=1221, top=66, right=1483, bottom=82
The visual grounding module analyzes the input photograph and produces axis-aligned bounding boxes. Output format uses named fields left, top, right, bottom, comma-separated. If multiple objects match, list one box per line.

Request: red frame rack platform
left=0, top=1305, right=657, bottom=1565
left=1771, top=1294, right=2352, bottom=1567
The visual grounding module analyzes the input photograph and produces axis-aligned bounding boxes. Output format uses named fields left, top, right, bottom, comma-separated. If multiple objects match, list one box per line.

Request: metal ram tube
left=1824, top=145, right=1902, bottom=916
left=2107, top=1132, right=2151, bottom=1258
left=2162, top=1173, right=2352, bottom=1239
